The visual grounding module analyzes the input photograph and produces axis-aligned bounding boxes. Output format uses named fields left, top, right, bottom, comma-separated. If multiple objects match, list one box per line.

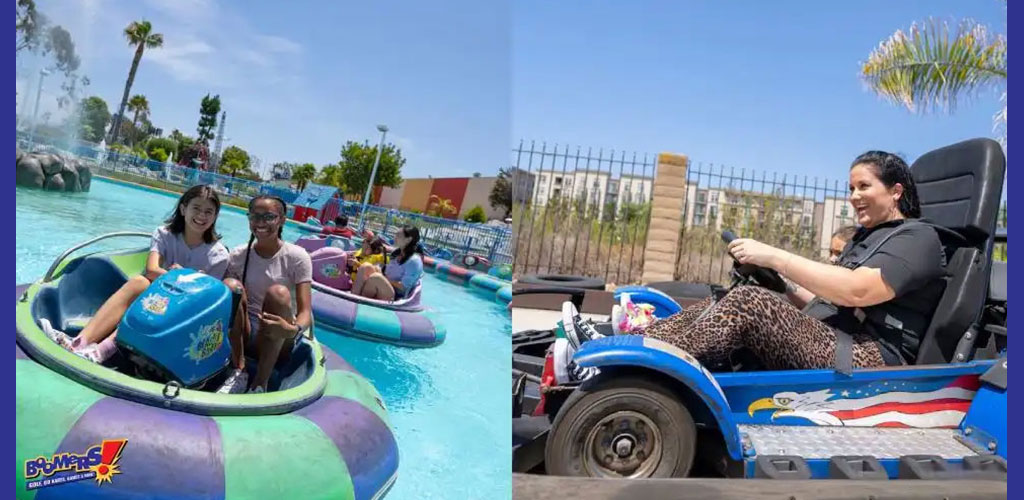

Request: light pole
left=359, top=124, right=388, bottom=231
left=27, top=68, right=51, bottom=151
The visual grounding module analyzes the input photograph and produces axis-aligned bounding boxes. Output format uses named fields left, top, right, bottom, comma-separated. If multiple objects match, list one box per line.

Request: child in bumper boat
left=352, top=225, right=424, bottom=301
left=44, top=185, right=229, bottom=363
left=217, top=195, right=313, bottom=394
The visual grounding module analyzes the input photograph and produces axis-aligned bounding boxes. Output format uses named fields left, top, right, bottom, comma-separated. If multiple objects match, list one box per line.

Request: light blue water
left=16, top=179, right=512, bottom=499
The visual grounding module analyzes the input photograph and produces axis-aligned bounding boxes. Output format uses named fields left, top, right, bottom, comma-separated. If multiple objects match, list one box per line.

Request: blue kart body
left=572, top=333, right=1006, bottom=478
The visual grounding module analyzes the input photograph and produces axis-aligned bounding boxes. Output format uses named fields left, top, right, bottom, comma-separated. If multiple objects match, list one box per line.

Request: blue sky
left=512, top=1, right=1007, bottom=186
left=17, top=0, right=511, bottom=178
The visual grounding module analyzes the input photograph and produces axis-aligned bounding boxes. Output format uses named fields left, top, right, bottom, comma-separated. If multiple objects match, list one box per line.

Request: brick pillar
left=641, top=153, right=688, bottom=283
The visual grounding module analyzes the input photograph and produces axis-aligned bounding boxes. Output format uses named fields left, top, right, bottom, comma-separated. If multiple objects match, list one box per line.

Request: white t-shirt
left=150, top=226, right=230, bottom=279
left=225, top=241, right=312, bottom=332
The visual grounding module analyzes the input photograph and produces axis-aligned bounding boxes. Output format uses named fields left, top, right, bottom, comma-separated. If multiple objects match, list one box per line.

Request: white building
left=817, top=196, right=858, bottom=258
left=531, top=168, right=653, bottom=219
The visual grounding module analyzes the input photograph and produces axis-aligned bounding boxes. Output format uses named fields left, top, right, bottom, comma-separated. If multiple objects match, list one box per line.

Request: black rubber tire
left=544, top=375, right=697, bottom=478
left=519, top=274, right=606, bottom=290
left=646, top=281, right=714, bottom=299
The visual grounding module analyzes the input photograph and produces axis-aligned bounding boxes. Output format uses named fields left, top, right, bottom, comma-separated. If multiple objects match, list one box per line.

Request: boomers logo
left=24, top=439, right=127, bottom=490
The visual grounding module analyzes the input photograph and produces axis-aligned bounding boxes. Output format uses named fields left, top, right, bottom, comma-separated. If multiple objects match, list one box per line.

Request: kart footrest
left=754, top=455, right=811, bottom=479
left=829, top=456, right=887, bottom=479
left=899, top=455, right=950, bottom=479
left=963, top=455, right=1008, bottom=480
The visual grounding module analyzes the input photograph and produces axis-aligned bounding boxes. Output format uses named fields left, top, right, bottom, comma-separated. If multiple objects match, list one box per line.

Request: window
left=709, top=206, right=718, bottom=218
left=694, top=214, right=705, bottom=226
left=802, top=214, right=811, bottom=226
left=840, top=205, right=849, bottom=217
left=697, top=192, right=707, bottom=203
left=710, top=192, right=719, bottom=204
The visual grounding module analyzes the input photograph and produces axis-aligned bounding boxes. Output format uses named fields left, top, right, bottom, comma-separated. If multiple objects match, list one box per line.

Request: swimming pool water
left=16, top=179, right=512, bottom=499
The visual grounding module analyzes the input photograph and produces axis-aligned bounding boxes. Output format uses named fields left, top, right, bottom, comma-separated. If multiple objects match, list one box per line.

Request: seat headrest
left=911, top=138, right=1005, bottom=242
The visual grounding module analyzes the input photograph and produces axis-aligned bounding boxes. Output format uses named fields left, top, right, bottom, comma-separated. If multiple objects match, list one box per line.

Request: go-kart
left=512, top=138, right=1008, bottom=481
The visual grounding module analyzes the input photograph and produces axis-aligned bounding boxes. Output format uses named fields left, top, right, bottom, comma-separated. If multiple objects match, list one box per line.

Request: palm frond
left=146, top=33, right=164, bottom=48
left=861, top=18, right=1006, bottom=114
left=994, top=91, right=1007, bottom=149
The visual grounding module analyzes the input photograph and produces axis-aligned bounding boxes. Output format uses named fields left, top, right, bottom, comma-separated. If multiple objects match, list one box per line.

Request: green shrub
left=146, top=137, right=178, bottom=160
left=464, top=205, right=487, bottom=223
left=150, top=148, right=169, bottom=163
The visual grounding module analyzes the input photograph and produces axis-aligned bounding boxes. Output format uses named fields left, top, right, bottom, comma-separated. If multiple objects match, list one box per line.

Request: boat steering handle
left=43, top=231, right=152, bottom=283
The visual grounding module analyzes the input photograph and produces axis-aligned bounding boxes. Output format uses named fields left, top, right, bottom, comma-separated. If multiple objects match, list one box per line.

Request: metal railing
left=512, top=140, right=1009, bottom=286
left=328, top=199, right=514, bottom=265
left=511, top=140, right=656, bottom=285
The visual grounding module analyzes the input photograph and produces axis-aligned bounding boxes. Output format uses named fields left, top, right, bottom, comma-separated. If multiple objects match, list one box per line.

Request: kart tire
left=519, top=274, right=605, bottom=291
left=544, top=375, right=696, bottom=478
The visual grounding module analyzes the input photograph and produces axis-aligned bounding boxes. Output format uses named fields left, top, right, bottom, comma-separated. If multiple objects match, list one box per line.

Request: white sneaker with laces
left=561, top=301, right=604, bottom=350
left=217, top=369, right=249, bottom=394
left=552, top=337, right=598, bottom=385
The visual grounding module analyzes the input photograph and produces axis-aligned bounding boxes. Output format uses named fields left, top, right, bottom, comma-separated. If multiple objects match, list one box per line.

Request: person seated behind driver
left=561, top=150, right=945, bottom=380
left=321, top=215, right=355, bottom=238
left=829, top=225, right=859, bottom=264
left=347, top=234, right=387, bottom=282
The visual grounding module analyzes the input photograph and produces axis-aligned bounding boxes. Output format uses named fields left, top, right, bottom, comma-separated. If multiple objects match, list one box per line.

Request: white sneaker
left=40, top=318, right=74, bottom=350
left=217, top=369, right=249, bottom=394
left=561, top=301, right=604, bottom=350
left=552, top=338, right=598, bottom=385
left=247, top=385, right=266, bottom=394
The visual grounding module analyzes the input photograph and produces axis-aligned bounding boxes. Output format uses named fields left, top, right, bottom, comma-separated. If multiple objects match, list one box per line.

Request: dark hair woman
left=560, top=151, right=946, bottom=382
left=217, top=195, right=313, bottom=394
left=44, top=184, right=230, bottom=363
left=352, top=225, right=424, bottom=301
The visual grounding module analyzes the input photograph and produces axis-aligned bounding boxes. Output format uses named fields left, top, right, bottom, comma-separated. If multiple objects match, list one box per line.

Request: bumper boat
left=301, top=241, right=446, bottom=348
left=424, top=257, right=512, bottom=306
left=16, top=233, right=399, bottom=500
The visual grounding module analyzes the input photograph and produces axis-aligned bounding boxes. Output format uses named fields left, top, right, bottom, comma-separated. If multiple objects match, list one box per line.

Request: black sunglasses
left=247, top=212, right=281, bottom=223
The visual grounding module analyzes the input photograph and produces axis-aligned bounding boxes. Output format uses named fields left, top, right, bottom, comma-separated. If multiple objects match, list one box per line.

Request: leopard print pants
left=641, top=286, right=887, bottom=370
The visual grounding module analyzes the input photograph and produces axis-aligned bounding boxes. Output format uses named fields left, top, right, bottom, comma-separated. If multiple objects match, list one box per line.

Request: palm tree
left=861, top=18, right=1007, bottom=145
left=127, top=94, right=149, bottom=146
left=427, top=195, right=457, bottom=218
left=108, top=20, right=163, bottom=145
left=292, top=163, right=317, bottom=191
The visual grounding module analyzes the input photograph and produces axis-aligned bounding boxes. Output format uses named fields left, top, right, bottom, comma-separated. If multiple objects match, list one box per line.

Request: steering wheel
left=721, top=231, right=788, bottom=294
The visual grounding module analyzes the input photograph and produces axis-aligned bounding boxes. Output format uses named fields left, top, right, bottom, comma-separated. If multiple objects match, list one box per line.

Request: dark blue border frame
left=8, top=17, right=17, bottom=494
left=1005, top=2, right=1018, bottom=496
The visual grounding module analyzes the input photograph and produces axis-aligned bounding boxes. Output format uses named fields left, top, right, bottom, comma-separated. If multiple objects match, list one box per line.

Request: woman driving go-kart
left=558, top=150, right=946, bottom=380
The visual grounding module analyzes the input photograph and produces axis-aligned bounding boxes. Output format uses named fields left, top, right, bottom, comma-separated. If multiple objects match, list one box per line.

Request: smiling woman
left=44, top=185, right=230, bottom=364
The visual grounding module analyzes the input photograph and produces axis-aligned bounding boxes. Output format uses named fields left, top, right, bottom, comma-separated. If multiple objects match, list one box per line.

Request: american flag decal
left=746, top=375, right=979, bottom=428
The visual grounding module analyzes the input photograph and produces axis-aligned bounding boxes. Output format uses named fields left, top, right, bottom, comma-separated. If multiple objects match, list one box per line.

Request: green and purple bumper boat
left=16, top=233, right=399, bottom=500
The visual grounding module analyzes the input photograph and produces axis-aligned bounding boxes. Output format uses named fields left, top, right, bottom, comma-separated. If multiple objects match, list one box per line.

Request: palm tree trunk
left=131, top=109, right=140, bottom=147
left=109, top=43, right=145, bottom=144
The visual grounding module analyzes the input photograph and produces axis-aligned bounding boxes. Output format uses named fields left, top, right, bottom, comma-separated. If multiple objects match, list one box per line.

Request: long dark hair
left=850, top=151, right=922, bottom=218
left=164, top=184, right=222, bottom=243
left=390, top=225, right=423, bottom=265
left=241, top=195, right=288, bottom=287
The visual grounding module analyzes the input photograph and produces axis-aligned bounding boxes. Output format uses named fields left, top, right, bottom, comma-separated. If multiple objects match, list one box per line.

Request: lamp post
left=27, top=68, right=51, bottom=151
left=359, top=124, right=389, bottom=231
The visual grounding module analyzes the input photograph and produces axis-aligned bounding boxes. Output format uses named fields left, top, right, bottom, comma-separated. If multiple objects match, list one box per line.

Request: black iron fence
left=513, top=140, right=1008, bottom=287
left=511, top=141, right=656, bottom=286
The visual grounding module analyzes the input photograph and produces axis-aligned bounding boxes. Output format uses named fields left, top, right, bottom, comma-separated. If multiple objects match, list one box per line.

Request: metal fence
left=513, top=140, right=1009, bottom=287
left=511, top=140, right=657, bottom=285
left=676, top=162, right=855, bottom=285
left=329, top=199, right=514, bottom=266
left=26, top=133, right=514, bottom=267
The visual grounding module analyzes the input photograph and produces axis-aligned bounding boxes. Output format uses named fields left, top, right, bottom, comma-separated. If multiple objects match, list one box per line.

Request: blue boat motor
left=116, top=269, right=236, bottom=388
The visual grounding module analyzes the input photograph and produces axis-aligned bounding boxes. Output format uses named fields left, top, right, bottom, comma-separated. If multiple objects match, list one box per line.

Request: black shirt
left=806, top=219, right=947, bottom=364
